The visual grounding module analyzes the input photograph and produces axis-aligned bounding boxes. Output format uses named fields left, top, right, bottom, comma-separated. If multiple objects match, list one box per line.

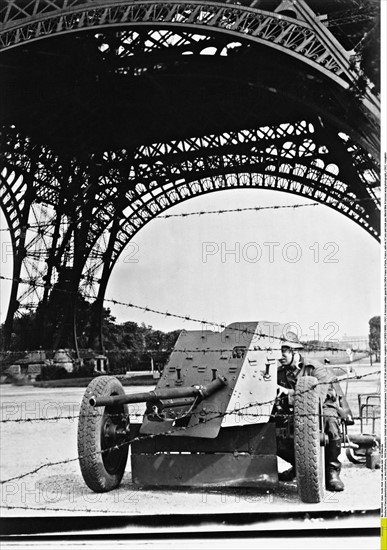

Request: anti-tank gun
left=77, top=321, right=379, bottom=503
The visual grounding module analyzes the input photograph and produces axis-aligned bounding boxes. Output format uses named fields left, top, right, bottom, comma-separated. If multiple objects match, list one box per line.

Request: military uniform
left=276, top=355, right=344, bottom=491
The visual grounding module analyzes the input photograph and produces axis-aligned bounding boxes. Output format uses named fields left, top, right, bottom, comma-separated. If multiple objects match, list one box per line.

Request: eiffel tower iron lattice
left=0, top=0, right=380, bottom=351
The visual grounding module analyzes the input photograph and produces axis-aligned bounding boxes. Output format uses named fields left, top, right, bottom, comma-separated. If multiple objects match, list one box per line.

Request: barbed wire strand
left=0, top=411, right=381, bottom=424
left=0, top=369, right=381, bottom=424
left=0, top=198, right=379, bottom=232
left=105, top=298, right=374, bottom=354
left=0, top=346, right=372, bottom=356
left=0, top=274, right=374, bottom=354
left=158, top=203, right=320, bottom=218
left=156, top=199, right=377, bottom=219
left=0, top=369, right=380, bottom=485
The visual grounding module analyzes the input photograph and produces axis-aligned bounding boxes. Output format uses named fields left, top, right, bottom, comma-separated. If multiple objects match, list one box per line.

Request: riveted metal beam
left=0, top=0, right=379, bottom=118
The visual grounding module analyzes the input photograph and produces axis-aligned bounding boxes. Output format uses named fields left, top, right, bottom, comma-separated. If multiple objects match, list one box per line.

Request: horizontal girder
left=0, top=1, right=379, bottom=116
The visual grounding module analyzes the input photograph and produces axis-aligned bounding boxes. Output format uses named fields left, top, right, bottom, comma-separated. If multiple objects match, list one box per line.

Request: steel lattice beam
left=0, top=0, right=380, bottom=350
left=0, top=0, right=379, bottom=116
left=1, top=119, right=379, bottom=336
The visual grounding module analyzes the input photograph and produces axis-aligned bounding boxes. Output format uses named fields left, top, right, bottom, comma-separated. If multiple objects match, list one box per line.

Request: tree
left=1, top=294, right=182, bottom=373
left=369, top=316, right=380, bottom=362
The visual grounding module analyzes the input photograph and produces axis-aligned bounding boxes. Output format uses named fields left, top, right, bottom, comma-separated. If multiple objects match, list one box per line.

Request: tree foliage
left=0, top=299, right=181, bottom=374
left=101, top=312, right=180, bottom=372
left=369, top=315, right=380, bottom=361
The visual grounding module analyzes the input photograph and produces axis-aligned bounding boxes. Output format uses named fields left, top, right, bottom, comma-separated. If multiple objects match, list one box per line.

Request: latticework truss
left=0, top=0, right=380, bottom=350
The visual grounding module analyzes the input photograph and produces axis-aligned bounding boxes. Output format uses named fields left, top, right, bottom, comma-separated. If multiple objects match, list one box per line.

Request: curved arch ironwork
left=0, top=118, right=380, bottom=348
left=0, top=0, right=380, bottom=350
left=0, top=0, right=379, bottom=118
left=95, top=149, right=379, bottom=282
left=73, top=120, right=380, bottom=318
left=1, top=120, right=380, bottom=293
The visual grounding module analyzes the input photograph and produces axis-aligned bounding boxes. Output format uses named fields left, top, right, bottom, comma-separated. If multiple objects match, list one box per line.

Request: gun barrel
left=90, top=375, right=227, bottom=407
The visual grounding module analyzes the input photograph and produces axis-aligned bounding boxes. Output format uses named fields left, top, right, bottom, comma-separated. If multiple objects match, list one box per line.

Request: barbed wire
left=167, top=348, right=367, bottom=353
left=0, top=198, right=378, bottom=232
left=156, top=198, right=378, bottom=219
left=0, top=411, right=381, bottom=424
left=0, top=369, right=381, bottom=485
left=104, top=298, right=374, bottom=354
left=140, top=346, right=370, bottom=354
left=0, top=347, right=371, bottom=357
left=0, top=273, right=376, bottom=354
left=157, top=203, right=320, bottom=218
left=0, top=368, right=381, bottom=425
left=0, top=413, right=144, bottom=423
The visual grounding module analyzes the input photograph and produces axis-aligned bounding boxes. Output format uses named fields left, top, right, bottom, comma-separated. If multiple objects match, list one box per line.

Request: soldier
left=276, top=332, right=345, bottom=492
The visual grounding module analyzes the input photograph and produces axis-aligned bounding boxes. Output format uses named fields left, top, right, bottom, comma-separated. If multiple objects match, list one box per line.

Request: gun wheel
left=77, top=376, right=130, bottom=493
left=294, top=376, right=325, bottom=503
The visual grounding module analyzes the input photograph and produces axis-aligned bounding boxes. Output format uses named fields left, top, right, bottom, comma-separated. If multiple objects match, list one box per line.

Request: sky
left=0, top=189, right=382, bottom=347
left=103, top=189, right=381, bottom=342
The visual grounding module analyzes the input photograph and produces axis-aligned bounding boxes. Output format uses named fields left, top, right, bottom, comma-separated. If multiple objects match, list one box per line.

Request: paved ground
left=0, top=364, right=381, bottom=523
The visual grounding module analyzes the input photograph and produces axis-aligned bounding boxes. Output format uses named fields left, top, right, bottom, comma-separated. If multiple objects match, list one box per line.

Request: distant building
left=340, top=335, right=369, bottom=351
left=77, top=349, right=108, bottom=374
left=303, top=334, right=369, bottom=365
left=52, top=349, right=74, bottom=373
left=6, top=350, right=48, bottom=381
left=1, top=348, right=109, bottom=382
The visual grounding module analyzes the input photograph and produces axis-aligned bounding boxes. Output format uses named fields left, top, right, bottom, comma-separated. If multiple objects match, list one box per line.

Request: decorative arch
left=0, top=0, right=380, bottom=349
left=1, top=119, right=380, bottom=314
left=65, top=118, right=379, bottom=348
left=0, top=0, right=379, bottom=116
left=100, top=156, right=379, bottom=275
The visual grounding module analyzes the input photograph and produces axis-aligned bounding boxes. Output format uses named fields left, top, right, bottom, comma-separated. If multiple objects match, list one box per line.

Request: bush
left=40, top=365, right=69, bottom=380
left=74, top=361, right=95, bottom=378
left=106, top=350, right=137, bottom=373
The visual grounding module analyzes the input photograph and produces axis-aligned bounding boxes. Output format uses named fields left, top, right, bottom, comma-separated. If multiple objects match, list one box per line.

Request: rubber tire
left=294, top=375, right=325, bottom=503
left=77, top=376, right=129, bottom=493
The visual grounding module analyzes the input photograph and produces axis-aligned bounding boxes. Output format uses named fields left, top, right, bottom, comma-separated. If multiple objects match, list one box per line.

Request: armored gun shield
left=130, top=321, right=282, bottom=488
left=78, top=321, right=285, bottom=491
left=139, top=321, right=280, bottom=437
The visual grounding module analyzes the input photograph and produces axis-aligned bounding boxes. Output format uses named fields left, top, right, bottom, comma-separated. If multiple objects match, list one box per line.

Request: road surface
left=0, top=366, right=381, bottom=520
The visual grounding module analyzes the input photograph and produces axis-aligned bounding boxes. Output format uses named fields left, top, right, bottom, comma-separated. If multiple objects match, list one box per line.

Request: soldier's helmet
left=281, top=331, right=304, bottom=350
